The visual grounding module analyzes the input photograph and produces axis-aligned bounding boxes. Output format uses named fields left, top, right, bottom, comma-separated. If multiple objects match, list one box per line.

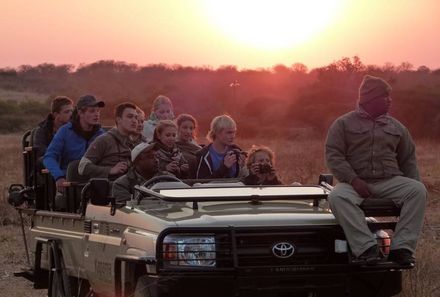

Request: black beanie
left=359, top=75, right=392, bottom=104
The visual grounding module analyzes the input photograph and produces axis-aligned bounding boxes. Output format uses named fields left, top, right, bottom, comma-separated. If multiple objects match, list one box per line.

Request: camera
left=259, top=163, right=272, bottom=174
left=229, top=148, right=247, bottom=159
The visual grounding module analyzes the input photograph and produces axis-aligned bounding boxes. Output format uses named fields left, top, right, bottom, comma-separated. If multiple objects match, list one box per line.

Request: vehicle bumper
left=149, top=268, right=402, bottom=297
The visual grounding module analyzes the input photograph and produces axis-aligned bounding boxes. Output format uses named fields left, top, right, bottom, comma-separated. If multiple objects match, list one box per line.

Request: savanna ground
left=0, top=133, right=439, bottom=296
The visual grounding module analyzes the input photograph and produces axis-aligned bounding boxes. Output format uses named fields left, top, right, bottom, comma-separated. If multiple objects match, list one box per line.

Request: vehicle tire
left=134, top=275, right=156, bottom=297
left=49, top=269, right=72, bottom=297
left=48, top=243, right=73, bottom=297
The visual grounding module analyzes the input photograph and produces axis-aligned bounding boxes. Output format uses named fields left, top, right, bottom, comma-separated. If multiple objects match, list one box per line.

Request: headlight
left=163, top=235, right=216, bottom=267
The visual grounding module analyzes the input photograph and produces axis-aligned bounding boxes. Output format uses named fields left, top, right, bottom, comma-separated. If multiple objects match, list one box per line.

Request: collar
left=356, top=105, right=389, bottom=126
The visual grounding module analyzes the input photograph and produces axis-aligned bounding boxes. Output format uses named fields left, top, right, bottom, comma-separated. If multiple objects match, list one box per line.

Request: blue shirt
left=208, top=145, right=237, bottom=178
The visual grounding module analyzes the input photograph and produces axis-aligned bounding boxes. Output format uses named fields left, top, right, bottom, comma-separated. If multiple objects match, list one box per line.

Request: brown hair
left=176, top=113, right=198, bottom=138
left=51, top=96, right=73, bottom=113
left=246, top=145, right=275, bottom=168
left=114, top=102, right=137, bottom=118
left=153, top=120, right=178, bottom=142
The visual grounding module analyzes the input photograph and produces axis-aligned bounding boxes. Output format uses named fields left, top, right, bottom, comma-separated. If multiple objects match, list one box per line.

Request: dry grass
left=0, top=134, right=23, bottom=225
left=0, top=89, right=49, bottom=102
left=0, top=134, right=439, bottom=296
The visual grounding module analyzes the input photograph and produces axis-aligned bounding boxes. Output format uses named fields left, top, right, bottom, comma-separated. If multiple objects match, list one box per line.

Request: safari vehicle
left=8, top=131, right=412, bottom=297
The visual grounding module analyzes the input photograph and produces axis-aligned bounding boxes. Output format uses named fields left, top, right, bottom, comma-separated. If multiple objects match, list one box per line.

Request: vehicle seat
left=66, top=160, right=89, bottom=184
left=360, top=198, right=401, bottom=217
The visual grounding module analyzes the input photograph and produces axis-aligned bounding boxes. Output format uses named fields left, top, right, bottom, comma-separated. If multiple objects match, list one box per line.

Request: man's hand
left=351, top=177, right=371, bottom=198
left=180, top=163, right=189, bottom=172
left=109, top=161, right=128, bottom=176
left=223, top=152, right=237, bottom=168
left=166, top=161, right=180, bottom=173
left=56, top=178, right=66, bottom=193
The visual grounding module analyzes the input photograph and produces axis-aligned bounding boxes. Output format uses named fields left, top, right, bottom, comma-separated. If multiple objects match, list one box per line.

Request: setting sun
left=201, top=0, right=345, bottom=50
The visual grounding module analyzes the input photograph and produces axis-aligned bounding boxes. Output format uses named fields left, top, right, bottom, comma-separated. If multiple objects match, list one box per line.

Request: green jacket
left=78, top=128, right=142, bottom=179
left=112, top=168, right=147, bottom=202
left=325, top=110, right=420, bottom=184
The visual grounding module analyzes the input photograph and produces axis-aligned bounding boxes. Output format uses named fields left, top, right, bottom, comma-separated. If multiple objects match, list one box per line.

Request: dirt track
left=0, top=224, right=46, bottom=297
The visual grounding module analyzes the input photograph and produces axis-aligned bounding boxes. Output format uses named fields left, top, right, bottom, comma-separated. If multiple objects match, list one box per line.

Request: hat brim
left=132, top=143, right=158, bottom=162
left=90, top=101, right=105, bottom=108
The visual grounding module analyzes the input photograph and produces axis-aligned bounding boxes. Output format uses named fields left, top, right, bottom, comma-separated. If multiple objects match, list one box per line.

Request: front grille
left=159, top=226, right=347, bottom=269
left=217, top=229, right=347, bottom=267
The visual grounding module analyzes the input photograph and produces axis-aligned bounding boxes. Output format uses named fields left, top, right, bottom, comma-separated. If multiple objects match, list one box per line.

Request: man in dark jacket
left=325, top=75, right=426, bottom=265
left=33, top=96, right=73, bottom=159
left=195, top=115, right=247, bottom=179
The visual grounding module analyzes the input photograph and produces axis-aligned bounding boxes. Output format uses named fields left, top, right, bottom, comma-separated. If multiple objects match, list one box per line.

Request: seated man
left=78, top=102, right=142, bottom=179
left=33, top=96, right=74, bottom=159
left=242, top=145, right=282, bottom=185
left=43, top=95, right=105, bottom=193
left=195, top=115, right=247, bottom=179
left=112, top=142, right=160, bottom=202
left=325, top=75, right=427, bottom=265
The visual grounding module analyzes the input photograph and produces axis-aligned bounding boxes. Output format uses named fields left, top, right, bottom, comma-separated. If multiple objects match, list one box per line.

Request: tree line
left=0, top=56, right=439, bottom=139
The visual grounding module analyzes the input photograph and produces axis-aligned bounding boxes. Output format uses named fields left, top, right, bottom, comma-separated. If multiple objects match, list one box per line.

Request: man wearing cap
left=325, top=75, right=426, bottom=265
left=44, top=95, right=105, bottom=192
left=78, top=102, right=142, bottom=179
left=112, top=142, right=160, bottom=202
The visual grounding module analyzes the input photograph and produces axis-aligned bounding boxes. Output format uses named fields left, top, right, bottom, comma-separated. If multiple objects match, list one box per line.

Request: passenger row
left=35, top=94, right=282, bottom=200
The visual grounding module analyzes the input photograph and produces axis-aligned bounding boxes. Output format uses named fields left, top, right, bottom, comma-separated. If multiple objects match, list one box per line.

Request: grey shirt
left=325, top=110, right=420, bottom=184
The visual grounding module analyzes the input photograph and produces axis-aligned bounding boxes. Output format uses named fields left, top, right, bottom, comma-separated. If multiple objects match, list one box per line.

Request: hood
left=138, top=200, right=337, bottom=228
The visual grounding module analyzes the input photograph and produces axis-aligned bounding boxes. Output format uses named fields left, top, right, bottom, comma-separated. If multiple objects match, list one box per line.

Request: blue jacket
left=43, top=122, right=104, bottom=180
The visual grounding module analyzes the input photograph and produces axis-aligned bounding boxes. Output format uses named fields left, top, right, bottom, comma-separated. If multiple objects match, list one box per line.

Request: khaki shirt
left=325, top=110, right=420, bottom=183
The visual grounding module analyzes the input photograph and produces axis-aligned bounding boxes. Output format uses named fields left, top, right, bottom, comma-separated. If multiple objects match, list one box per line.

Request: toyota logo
left=272, top=242, right=295, bottom=258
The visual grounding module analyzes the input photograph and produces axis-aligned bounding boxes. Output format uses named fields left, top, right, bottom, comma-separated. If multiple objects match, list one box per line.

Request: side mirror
left=89, top=178, right=110, bottom=206
left=7, top=184, right=34, bottom=207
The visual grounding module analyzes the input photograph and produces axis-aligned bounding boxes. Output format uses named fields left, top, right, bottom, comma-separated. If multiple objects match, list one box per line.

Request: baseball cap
left=76, top=95, right=105, bottom=109
left=131, top=142, right=158, bottom=162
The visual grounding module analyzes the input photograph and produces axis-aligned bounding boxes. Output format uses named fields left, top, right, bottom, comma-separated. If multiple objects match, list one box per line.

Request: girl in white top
left=143, top=95, right=174, bottom=142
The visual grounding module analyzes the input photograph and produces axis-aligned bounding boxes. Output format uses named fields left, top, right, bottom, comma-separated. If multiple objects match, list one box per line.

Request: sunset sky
left=1, top=0, right=439, bottom=70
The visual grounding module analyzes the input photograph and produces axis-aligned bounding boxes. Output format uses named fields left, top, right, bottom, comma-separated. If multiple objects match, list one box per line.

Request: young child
left=195, top=115, right=247, bottom=179
left=176, top=114, right=202, bottom=175
left=153, top=120, right=189, bottom=178
left=143, top=95, right=174, bottom=142
left=243, top=145, right=282, bottom=185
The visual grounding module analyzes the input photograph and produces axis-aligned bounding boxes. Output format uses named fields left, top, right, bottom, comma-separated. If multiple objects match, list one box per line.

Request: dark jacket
left=242, top=173, right=283, bottom=186
left=32, top=114, right=55, bottom=159
left=325, top=109, right=420, bottom=183
left=194, top=144, right=248, bottom=179
left=176, top=140, right=202, bottom=178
